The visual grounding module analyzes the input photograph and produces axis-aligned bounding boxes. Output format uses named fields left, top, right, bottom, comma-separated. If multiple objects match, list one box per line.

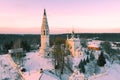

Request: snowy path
left=0, top=54, right=21, bottom=80
left=7, top=54, right=26, bottom=80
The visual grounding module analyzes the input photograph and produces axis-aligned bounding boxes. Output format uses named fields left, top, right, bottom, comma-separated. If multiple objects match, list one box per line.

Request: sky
left=0, top=0, right=120, bottom=34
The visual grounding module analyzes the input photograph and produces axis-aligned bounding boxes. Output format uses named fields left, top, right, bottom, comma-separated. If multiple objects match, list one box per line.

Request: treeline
left=0, top=34, right=40, bottom=53
left=0, top=34, right=40, bottom=45
left=62, top=33, right=120, bottom=42
left=0, top=33, right=120, bottom=52
left=0, top=33, right=120, bottom=44
left=50, top=33, right=120, bottom=44
left=0, top=33, right=120, bottom=45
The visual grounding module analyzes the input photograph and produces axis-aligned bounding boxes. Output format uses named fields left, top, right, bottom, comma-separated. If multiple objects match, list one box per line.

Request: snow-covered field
left=89, top=64, right=120, bottom=80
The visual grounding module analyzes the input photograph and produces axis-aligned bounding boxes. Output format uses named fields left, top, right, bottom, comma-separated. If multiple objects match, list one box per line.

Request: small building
left=8, top=48, right=23, bottom=54
left=88, top=44, right=99, bottom=51
left=87, top=40, right=102, bottom=51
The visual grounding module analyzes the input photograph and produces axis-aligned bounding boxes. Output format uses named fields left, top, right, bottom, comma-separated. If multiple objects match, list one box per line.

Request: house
left=8, top=48, right=23, bottom=54
left=87, top=40, right=102, bottom=51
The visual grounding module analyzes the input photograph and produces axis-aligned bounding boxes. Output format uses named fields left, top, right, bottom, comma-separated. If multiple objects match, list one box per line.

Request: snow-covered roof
left=88, top=44, right=99, bottom=48
left=69, top=69, right=84, bottom=80
left=40, top=70, right=59, bottom=80
left=88, top=40, right=102, bottom=48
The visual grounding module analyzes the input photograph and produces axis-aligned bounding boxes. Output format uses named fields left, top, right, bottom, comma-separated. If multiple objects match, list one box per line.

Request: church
left=40, top=9, right=84, bottom=59
left=39, top=9, right=86, bottom=80
left=66, top=31, right=83, bottom=58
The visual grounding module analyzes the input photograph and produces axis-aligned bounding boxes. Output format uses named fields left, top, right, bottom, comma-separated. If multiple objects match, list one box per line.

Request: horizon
left=0, top=0, right=120, bottom=34
left=0, top=32, right=120, bottom=35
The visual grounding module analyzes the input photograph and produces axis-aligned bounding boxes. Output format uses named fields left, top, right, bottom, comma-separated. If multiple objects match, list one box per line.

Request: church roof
left=39, top=70, right=59, bottom=80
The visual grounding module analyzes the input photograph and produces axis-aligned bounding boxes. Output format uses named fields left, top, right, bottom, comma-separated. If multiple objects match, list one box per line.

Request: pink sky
left=0, top=0, right=120, bottom=34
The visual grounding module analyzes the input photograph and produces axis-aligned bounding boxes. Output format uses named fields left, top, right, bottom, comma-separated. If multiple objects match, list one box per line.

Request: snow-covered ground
left=88, top=63, right=120, bottom=80
left=0, top=50, right=120, bottom=80
left=0, top=54, right=21, bottom=80
left=0, top=51, right=60, bottom=80
left=22, top=51, right=59, bottom=80
left=24, top=51, right=54, bottom=71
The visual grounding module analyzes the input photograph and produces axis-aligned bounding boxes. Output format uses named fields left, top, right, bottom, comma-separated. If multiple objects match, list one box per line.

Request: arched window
left=43, top=30, right=45, bottom=35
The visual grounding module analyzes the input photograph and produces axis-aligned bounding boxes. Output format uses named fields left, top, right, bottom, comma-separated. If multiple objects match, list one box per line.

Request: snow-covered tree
left=85, top=61, right=100, bottom=76
left=97, top=51, right=106, bottom=67
left=78, top=60, right=83, bottom=69
left=90, top=52, right=95, bottom=61
left=79, top=60, right=85, bottom=73
left=86, top=56, right=90, bottom=63
left=100, top=41, right=111, bottom=54
left=80, top=38, right=87, bottom=48
left=83, top=59, right=87, bottom=65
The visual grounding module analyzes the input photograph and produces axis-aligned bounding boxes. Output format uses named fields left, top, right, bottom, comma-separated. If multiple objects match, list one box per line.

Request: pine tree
left=81, top=64, right=85, bottom=73
left=79, top=60, right=82, bottom=68
left=97, top=51, right=106, bottom=67
left=90, top=52, right=95, bottom=61
left=79, top=60, right=83, bottom=72
left=86, top=56, right=89, bottom=63
left=83, top=59, right=87, bottom=65
left=79, top=60, right=85, bottom=73
left=100, top=41, right=111, bottom=54
left=86, top=50, right=89, bottom=55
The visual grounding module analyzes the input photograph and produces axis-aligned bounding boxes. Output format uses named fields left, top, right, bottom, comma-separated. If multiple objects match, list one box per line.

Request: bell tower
left=40, top=9, right=50, bottom=57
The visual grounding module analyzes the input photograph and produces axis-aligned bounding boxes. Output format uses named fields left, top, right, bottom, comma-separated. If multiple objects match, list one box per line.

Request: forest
left=0, top=33, right=120, bottom=54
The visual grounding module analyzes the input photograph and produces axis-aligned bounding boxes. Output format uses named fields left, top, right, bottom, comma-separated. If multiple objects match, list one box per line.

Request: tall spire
left=40, top=9, right=50, bottom=57
left=41, top=8, right=49, bottom=35
left=41, top=9, right=49, bottom=30
left=44, top=9, right=46, bottom=16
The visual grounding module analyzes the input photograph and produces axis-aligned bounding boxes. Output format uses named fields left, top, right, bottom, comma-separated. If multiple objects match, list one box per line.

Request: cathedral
left=40, top=9, right=50, bottom=57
